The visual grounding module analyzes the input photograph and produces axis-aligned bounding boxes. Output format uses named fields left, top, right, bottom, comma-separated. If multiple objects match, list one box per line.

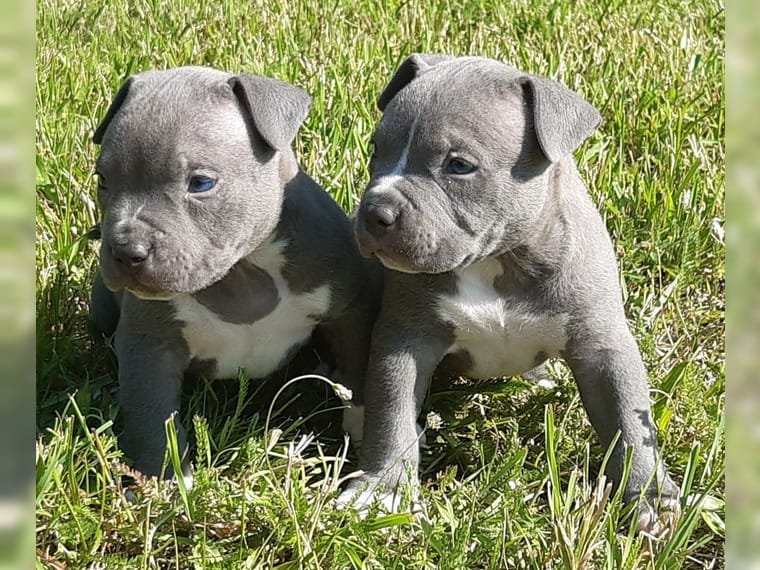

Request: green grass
left=36, top=0, right=724, bottom=567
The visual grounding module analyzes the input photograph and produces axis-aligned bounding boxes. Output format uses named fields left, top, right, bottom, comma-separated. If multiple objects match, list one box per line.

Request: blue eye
left=445, top=157, right=477, bottom=175
left=188, top=175, right=216, bottom=193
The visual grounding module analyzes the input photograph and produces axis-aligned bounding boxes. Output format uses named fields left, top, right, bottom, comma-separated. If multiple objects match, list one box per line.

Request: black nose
left=364, top=203, right=400, bottom=234
left=111, top=240, right=151, bottom=265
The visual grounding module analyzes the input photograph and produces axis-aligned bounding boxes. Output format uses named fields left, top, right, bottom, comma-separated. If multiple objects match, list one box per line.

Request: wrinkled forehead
left=375, top=60, right=529, bottom=152
left=97, top=73, right=249, bottom=171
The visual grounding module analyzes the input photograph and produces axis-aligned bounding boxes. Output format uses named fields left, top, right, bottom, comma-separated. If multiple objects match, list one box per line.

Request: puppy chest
left=437, top=263, right=568, bottom=378
left=172, top=284, right=331, bottom=380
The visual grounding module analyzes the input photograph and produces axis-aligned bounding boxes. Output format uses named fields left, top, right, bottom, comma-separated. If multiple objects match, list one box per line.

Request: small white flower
left=507, top=480, right=518, bottom=490
left=425, top=411, right=444, bottom=430
left=331, top=382, right=353, bottom=402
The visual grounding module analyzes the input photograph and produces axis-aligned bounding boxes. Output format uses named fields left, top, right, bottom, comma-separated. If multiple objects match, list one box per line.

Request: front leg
left=564, top=318, right=679, bottom=517
left=318, top=298, right=378, bottom=445
left=336, top=325, right=449, bottom=513
left=115, top=296, right=191, bottom=480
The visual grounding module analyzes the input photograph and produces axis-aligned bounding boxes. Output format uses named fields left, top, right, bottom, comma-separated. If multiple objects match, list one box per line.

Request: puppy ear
left=227, top=75, right=312, bottom=152
left=93, top=77, right=136, bottom=145
left=519, top=75, right=602, bottom=162
left=377, top=53, right=455, bottom=111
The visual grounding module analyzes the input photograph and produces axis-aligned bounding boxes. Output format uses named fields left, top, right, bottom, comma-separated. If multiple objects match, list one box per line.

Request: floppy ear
left=227, top=74, right=312, bottom=152
left=519, top=75, right=602, bottom=162
left=93, top=77, right=136, bottom=144
left=377, top=53, right=455, bottom=111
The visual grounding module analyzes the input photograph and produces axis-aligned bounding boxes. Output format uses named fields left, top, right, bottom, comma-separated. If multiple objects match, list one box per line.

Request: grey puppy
left=90, top=66, right=378, bottom=481
left=339, top=54, right=678, bottom=528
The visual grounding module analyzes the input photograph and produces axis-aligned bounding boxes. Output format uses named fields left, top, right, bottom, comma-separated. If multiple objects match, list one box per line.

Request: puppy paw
left=636, top=495, right=681, bottom=539
left=335, top=482, right=402, bottom=516
left=335, top=476, right=421, bottom=518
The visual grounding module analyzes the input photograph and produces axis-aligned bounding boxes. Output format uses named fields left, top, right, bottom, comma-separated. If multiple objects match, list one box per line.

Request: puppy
left=339, top=54, right=678, bottom=530
left=90, top=66, right=378, bottom=480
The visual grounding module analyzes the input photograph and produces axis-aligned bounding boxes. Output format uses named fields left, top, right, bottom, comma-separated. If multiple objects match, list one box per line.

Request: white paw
left=636, top=496, right=680, bottom=539
left=335, top=485, right=403, bottom=516
left=335, top=478, right=422, bottom=518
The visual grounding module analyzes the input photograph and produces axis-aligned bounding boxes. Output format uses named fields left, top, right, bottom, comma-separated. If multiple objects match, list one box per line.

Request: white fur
left=371, top=120, right=417, bottom=193
left=437, top=258, right=568, bottom=378
left=172, top=237, right=331, bottom=379
left=335, top=475, right=423, bottom=519
left=334, top=484, right=412, bottom=517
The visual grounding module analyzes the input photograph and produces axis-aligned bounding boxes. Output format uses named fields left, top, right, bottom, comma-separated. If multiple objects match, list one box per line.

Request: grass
left=36, top=0, right=724, bottom=567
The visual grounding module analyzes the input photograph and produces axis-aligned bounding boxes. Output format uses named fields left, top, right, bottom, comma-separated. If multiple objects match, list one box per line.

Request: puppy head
left=93, top=66, right=311, bottom=298
left=355, top=54, right=601, bottom=274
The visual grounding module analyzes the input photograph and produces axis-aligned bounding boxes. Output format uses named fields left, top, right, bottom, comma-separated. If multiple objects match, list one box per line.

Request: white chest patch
left=172, top=238, right=331, bottom=379
left=436, top=258, right=568, bottom=379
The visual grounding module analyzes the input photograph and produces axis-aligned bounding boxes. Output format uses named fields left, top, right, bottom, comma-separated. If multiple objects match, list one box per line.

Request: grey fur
left=90, top=66, right=379, bottom=478
left=228, top=74, right=312, bottom=151
left=341, top=55, right=677, bottom=517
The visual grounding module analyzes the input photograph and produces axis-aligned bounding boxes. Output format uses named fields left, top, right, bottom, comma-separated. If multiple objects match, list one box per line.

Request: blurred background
left=727, top=0, right=758, bottom=567
left=0, top=0, right=33, bottom=568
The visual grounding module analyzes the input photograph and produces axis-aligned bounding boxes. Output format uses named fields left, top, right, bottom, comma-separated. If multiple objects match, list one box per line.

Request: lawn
left=35, top=0, right=724, bottom=568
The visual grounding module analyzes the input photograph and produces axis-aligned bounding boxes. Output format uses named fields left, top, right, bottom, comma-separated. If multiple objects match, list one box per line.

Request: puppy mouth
left=102, top=255, right=238, bottom=298
left=100, top=263, right=180, bottom=298
left=356, top=232, right=435, bottom=274
left=374, top=251, right=422, bottom=274
left=356, top=236, right=380, bottom=259
left=356, top=217, right=466, bottom=274
left=374, top=243, right=471, bottom=275
left=100, top=240, right=234, bottom=297
left=355, top=229, right=412, bottom=270
left=126, top=286, right=178, bottom=301
left=102, top=271, right=178, bottom=300
left=354, top=231, right=410, bottom=271
left=371, top=245, right=456, bottom=275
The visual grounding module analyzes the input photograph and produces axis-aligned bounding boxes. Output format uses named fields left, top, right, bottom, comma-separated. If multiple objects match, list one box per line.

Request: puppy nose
left=111, top=240, right=151, bottom=265
left=365, top=203, right=400, bottom=233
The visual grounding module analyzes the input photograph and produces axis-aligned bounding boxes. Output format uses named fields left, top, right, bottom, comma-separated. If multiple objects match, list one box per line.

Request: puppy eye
left=444, top=157, right=477, bottom=175
left=188, top=175, right=216, bottom=194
